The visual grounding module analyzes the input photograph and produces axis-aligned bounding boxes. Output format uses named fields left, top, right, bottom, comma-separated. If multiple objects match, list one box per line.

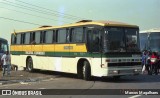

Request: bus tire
left=26, top=58, right=34, bottom=72
left=77, top=65, right=83, bottom=79
left=82, top=61, right=91, bottom=81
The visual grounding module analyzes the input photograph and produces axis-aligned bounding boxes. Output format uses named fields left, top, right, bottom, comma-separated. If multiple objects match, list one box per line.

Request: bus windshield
left=104, top=27, right=139, bottom=52
left=139, top=33, right=148, bottom=51
left=149, top=32, right=160, bottom=52
left=0, top=41, right=8, bottom=53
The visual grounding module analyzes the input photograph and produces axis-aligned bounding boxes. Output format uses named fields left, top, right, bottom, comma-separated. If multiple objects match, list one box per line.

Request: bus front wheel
left=82, top=61, right=91, bottom=81
left=26, top=58, right=34, bottom=72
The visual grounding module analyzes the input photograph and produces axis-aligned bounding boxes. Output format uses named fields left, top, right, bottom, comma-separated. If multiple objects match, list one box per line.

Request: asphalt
left=0, top=70, right=56, bottom=85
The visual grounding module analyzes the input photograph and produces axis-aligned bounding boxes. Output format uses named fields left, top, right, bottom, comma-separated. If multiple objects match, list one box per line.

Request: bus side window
left=11, top=34, right=16, bottom=45
left=30, top=32, right=36, bottom=44
left=35, top=32, right=40, bottom=44
left=57, top=29, right=67, bottom=43
left=52, top=30, right=57, bottom=43
left=21, top=33, right=26, bottom=44
left=70, top=27, right=83, bottom=43
left=25, top=33, right=30, bottom=44
left=16, top=34, right=21, bottom=45
left=66, top=29, right=70, bottom=43
left=40, top=31, right=46, bottom=44
left=45, top=30, right=53, bottom=44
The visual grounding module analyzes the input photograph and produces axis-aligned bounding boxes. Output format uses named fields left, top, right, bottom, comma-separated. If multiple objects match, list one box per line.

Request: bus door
left=86, top=27, right=101, bottom=57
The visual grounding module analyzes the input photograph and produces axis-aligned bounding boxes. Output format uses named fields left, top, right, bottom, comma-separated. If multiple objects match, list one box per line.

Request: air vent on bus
left=76, top=20, right=92, bottom=23
left=39, top=25, right=52, bottom=28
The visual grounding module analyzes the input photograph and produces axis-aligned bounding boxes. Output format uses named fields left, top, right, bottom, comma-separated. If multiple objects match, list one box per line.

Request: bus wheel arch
left=26, top=56, right=34, bottom=72
left=77, top=59, right=91, bottom=81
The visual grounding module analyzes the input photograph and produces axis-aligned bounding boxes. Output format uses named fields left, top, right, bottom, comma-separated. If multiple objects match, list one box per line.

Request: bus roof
left=0, top=37, right=8, bottom=42
left=140, top=28, right=160, bottom=33
left=13, top=20, right=139, bottom=33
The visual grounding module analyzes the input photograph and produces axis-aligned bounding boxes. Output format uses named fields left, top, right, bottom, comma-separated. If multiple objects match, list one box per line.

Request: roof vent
left=76, top=20, right=92, bottom=23
left=39, top=25, right=52, bottom=28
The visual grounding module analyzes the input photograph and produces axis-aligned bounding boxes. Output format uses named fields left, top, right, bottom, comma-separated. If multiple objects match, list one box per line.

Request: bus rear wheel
left=82, top=61, right=91, bottom=81
left=26, top=58, right=34, bottom=72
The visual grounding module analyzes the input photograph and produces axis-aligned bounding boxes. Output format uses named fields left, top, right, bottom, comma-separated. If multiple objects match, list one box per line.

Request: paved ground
left=0, top=70, right=57, bottom=85
left=0, top=71, right=160, bottom=98
left=0, top=70, right=160, bottom=85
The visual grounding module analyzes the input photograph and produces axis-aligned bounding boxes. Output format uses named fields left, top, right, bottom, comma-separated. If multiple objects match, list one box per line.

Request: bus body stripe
left=10, top=51, right=140, bottom=58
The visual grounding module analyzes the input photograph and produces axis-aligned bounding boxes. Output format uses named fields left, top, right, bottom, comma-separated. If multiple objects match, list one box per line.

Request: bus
left=140, top=28, right=160, bottom=52
left=0, top=37, right=9, bottom=69
left=10, top=20, right=142, bottom=80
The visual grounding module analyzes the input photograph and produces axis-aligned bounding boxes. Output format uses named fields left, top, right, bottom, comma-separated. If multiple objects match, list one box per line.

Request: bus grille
left=108, top=62, right=141, bottom=67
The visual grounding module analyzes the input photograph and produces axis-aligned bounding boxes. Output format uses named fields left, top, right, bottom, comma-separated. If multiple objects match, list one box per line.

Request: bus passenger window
left=11, top=34, right=16, bottom=44
left=16, top=34, right=21, bottom=45
left=40, top=31, right=46, bottom=43
left=25, top=33, right=30, bottom=44
left=52, top=30, right=57, bottom=43
left=57, top=29, right=67, bottom=43
left=35, top=32, right=40, bottom=44
left=21, top=33, right=26, bottom=44
left=45, top=30, right=53, bottom=44
left=71, top=28, right=83, bottom=43
left=30, top=32, right=36, bottom=44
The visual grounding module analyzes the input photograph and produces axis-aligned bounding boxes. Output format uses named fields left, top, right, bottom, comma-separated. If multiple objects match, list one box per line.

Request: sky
left=0, top=0, right=160, bottom=43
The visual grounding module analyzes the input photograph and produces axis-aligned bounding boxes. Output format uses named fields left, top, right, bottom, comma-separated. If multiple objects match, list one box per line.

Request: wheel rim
left=82, top=65, right=86, bottom=79
left=27, top=60, right=32, bottom=71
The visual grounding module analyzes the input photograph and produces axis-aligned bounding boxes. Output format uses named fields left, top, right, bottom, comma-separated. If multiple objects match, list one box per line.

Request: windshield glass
left=139, top=33, right=148, bottom=51
left=104, top=27, right=139, bottom=52
left=149, top=32, right=160, bottom=52
left=0, top=41, right=8, bottom=53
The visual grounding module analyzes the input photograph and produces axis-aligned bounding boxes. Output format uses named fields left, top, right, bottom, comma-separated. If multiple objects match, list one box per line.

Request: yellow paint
left=23, top=45, right=32, bottom=51
left=14, top=45, right=23, bottom=51
left=42, top=45, right=54, bottom=51
left=11, top=43, right=87, bottom=52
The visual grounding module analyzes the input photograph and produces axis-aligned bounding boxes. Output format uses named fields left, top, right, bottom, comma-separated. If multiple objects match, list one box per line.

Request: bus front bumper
left=102, top=66, right=142, bottom=77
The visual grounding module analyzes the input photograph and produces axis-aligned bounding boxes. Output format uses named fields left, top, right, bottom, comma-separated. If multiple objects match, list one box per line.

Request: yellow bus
left=10, top=20, right=142, bottom=80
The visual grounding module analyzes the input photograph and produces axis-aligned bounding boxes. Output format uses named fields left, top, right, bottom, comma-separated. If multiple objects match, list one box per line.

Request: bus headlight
left=109, top=70, right=119, bottom=74
left=134, top=69, right=141, bottom=73
left=113, top=70, right=119, bottom=74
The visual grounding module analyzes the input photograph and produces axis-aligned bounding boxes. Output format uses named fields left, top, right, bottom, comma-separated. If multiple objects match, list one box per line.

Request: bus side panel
left=14, top=45, right=23, bottom=51
left=11, top=55, right=26, bottom=69
left=33, top=45, right=43, bottom=52
left=61, top=57, right=78, bottom=73
left=55, top=44, right=70, bottom=52
left=91, top=58, right=108, bottom=77
left=10, top=45, right=15, bottom=51
left=23, top=45, right=32, bottom=52
left=31, top=56, right=77, bottom=73
left=42, top=45, right=54, bottom=52
left=69, top=44, right=87, bottom=52
left=32, top=56, right=55, bottom=71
